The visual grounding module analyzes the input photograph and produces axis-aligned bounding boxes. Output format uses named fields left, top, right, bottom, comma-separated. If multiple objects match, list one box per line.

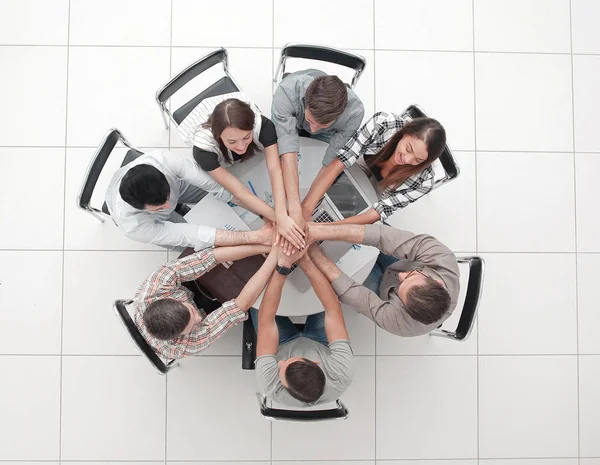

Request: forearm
left=265, top=145, right=288, bottom=218
left=334, top=208, right=381, bottom=225
left=234, top=251, right=278, bottom=310
left=298, top=255, right=348, bottom=342
left=281, top=152, right=301, bottom=213
left=256, top=271, right=286, bottom=356
left=301, top=159, right=345, bottom=218
left=214, top=228, right=265, bottom=246
left=309, top=222, right=366, bottom=245
left=307, top=245, right=343, bottom=283
left=212, top=244, right=271, bottom=264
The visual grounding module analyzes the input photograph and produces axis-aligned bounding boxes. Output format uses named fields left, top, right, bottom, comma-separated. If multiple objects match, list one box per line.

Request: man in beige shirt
left=307, top=223, right=460, bottom=336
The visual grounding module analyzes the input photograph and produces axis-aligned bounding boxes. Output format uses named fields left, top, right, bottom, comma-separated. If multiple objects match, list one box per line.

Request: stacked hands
left=256, top=219, right=320, bottom=257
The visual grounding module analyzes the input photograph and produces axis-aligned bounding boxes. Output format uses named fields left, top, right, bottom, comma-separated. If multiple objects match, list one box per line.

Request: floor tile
left=385, top=462, right=477, bottom=465
left=343, top=305, right=376, bottom=355
left=573, top=55, right=600, bottom=153
left=67, top=47, right=170, bottom=147
left=69, top=0, right=171, bottom=46
left=166, top=357, right=270, bottom=460
left=0, top=148, right=65, bottom=249
left=579, top=355, right=600, bottom=457
left=477, top=152, right=576, bottom=252
left=0, top=0, right=68, bottom=44
left=0, top=251, right=62, bottom=354
left=61, top=356, right=166, bottom=460
left=272, top=48, right=375, bottom=127
left=275, top=462, right=374, bottom=465
left=375, top=51, right=475, bottom=151
left=386, top=151, right=476, bottom=252
left=172, top=0, right=272, bottom=47
left=272, top=357, right=375, bottom=461
left=474, top=0, right=570, bottom=53
left=571, top=0, right=600, bottom=54
left=0, top=356, right=60, bottom=459
left=62, top=250, right=166, bottom=354
left=479, top=356, right=578, bottom=458
left=376, top=257, right=478, bottom=355
left=581, top=460, right=600, bottom=465
left=578, top=254, right=600, bottom=353
left=478, top=253, right=577, bottom=355
left=64, top=147, right=165, bottom=251
left=169, top=47, right=274, bottom=148
left=576, top=153, right=600, bottom=252
left=475, top=53, right=572, bottom=152
left=375, top=0, right=473, bottom=51
left=274, top=0, right=373, bottom=49
left=376, top=356, right=477, bottom=459
left=0, top=47, right=67, bottom=145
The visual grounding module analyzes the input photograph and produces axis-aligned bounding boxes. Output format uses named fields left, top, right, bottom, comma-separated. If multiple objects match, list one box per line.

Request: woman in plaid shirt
left=301, top=111, right=447, bottom=225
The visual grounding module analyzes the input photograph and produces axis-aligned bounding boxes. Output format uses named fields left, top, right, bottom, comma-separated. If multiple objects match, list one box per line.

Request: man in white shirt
left=106, top=150, right=265, bottom=250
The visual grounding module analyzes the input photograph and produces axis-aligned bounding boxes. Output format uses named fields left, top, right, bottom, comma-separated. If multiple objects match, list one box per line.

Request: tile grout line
left=59, top=0, right=72, bottom=462
left=568, top=0, right=582, bottom=461
left=471, top=0, right=480, bottom=462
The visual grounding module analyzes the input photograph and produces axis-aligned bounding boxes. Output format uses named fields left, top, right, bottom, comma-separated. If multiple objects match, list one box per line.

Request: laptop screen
left=326, top=172, right=370, bottom=218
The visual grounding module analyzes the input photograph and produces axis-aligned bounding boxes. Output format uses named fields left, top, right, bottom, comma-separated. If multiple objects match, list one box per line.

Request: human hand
left=254, top=221, right=274, bottom=246
left=274, top=213, right=306, bottom=250
left=277, top=242, right=308, bottom=268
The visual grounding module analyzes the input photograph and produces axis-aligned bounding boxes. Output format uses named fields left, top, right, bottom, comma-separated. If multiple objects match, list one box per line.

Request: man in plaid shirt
left=301, top=110, right=445, bottom=225
left=133, top=227, right=278, bottom=360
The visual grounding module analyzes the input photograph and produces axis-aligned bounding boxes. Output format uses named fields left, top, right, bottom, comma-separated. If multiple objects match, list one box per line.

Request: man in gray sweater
left=272, top=69, right=365, bottom=241
left=307, top=222, right=460, bottom=336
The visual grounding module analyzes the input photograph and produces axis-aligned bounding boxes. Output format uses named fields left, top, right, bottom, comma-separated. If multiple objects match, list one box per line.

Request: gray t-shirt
left=255, top=338, right=354, bottom=408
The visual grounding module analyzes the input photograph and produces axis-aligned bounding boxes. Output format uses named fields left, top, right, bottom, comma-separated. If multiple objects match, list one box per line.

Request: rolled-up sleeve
left=124, top=218, right=216, bottom=251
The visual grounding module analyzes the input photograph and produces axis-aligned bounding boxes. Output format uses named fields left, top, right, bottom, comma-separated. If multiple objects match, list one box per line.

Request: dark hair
left=143, top=298, right=191, bottom=340
left=366, top=116, right=446, bottom=190
left=405, top=281, right=451, bottom=325
left=119, top=164, right=170, bottom=210
left=305, top=75, right=348, bottom=125
left=202, top=98, right=257, bottom=164
left=285, top=358, right=326, bottom=403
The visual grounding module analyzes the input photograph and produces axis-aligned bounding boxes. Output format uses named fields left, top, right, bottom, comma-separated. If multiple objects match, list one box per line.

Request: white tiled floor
left=0, top=0, right=594, bottom=463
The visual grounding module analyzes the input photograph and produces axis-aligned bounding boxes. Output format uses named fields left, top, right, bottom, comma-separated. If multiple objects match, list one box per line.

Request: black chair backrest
left=157, top=48, right=228, bottom=104
left=281, top=44, right=366, bottom=73
left=113, top=299, right=171, bottom=374
left=403, top=104, right=459, bottom=181
left=78, top=129, right=121, bottom=210
left=455, top=257, right=485, bottom=340
left=172, top=76, right=239, bottom=125
left=256, top=394, right=349, bottom=421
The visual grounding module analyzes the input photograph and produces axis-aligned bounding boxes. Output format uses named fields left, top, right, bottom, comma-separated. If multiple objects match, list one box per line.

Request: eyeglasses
left=403, top=269, right=431, bottom=282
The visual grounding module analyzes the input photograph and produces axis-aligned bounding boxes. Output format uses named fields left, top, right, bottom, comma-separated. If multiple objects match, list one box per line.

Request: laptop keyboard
left=289, top=209, right=334, bottom=272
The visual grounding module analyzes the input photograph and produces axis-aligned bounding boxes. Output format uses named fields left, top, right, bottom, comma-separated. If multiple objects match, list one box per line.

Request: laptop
left=288, top=169, right=372, bottom=292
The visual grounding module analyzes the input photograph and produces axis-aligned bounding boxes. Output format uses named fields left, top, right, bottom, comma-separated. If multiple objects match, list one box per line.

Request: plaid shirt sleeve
left=162, top=300, right=247, bottom=359
left=336, top=112, right=391, bottom=168
left=135, top=250, right=218, bottom=304
left=373, top=166, right=435, bottom=220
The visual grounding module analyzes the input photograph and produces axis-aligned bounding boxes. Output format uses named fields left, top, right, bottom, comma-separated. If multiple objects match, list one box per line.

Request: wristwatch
left=275, top=264, right=293, bottom=276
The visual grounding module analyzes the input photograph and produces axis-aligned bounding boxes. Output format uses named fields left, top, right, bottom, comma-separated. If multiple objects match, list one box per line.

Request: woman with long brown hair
left=178, top=93, right=305, bottom=250
left=301, top=111, right=447, bottom=225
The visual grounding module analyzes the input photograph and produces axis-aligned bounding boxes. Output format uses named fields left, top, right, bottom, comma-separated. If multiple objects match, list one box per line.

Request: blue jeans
left=250, top=309, right=329, bottom=347
left=363, top=252, right=400, bottom=294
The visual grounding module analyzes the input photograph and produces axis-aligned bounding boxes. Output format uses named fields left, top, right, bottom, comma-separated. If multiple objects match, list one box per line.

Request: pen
left=248, top=180, right=257, bottom=196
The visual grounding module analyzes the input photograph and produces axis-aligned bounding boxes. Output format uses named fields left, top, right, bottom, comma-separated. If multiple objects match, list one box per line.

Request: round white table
left=188, top=138, right=379, bottom=316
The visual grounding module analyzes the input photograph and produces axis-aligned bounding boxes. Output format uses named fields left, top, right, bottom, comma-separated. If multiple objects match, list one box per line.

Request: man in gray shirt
left=106, top=150, right=267, bottom=251
left=272, top=69, right=365, bottom=245
left=253, top=244, right=354, bottom=407
left=307, top=222, right=460, bottom=337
